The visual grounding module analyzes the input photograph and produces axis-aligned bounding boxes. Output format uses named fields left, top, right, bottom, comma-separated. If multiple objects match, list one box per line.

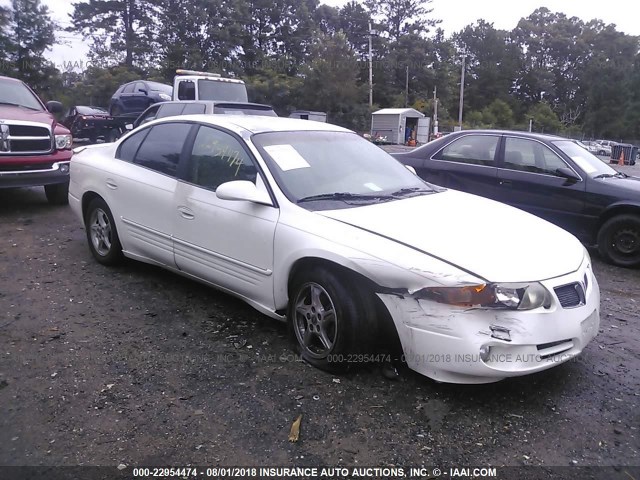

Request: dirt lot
left=0, top=175, right=639, bottom=476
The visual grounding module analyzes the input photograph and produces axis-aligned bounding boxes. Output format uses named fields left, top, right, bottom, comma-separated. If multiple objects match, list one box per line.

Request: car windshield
left=0, top=78, right=44, bottom=111
left=76, top=106, right=107, bottom=115
left=554, top=140, right=618, bottom=177
left=147, top=82, right=173, bottom=94
left=198, top=79, right=248, bottom=102
left=252, top=131, right=436, bottom=209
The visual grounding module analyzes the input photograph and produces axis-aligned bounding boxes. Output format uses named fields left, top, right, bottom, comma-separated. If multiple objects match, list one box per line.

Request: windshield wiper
left=593, top=172, right=628, bottom=179
left=0, top=101, right=39, bottom=110
left=297, top=192, right=395, bottom=203
left=389, top=186, right=435, bottom=197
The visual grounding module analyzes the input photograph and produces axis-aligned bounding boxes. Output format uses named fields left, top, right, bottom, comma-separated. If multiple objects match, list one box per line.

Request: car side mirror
left=216, top=180, right=272, bottom=206
left=405, top=165, right=417, bottom=175
left=46, top=100, right=63, bottom=114
left=138, top=88, right=148, bottom=95
left=556, top=167, right=581, bottom=183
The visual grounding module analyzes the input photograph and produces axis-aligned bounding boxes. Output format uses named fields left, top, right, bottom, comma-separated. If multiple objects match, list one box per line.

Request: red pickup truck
left=0, top=75, right=73, bottom=204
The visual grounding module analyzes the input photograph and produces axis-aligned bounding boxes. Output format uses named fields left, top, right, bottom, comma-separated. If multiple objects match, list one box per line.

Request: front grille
left=0, top=162, right=54, bottom=172
left=0, top=121, right=52, bottom=154
left=9, top=139, right=52, bottom=152
left=8, top=125, right=49, bottom=136
left=554, top=283, right=585, bottom=308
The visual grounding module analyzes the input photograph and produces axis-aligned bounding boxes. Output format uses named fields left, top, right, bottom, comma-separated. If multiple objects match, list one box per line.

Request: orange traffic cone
left=618, top=150, right=625, bottom=166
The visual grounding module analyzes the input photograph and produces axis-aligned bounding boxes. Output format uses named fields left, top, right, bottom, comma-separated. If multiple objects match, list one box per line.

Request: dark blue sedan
left=393, top=130, right=640, bottom=267
left=108, top=80, right=173, bottom=116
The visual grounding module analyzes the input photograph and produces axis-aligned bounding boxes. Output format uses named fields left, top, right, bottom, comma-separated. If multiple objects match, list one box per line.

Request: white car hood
left=318, top=189, right=585, bottom=282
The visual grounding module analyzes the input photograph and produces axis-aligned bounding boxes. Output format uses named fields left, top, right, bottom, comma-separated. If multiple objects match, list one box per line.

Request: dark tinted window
left=157, top=103, right=186, bottom=118
left=182, top=103, right=206, bottom=115
left=137, top=105, right=160, bottom=126
left=177, top=81, right=195, bottom=100
left=435, top=135, right=499, bottom=166
left=117, top=128, right=150, bottom=162
left=134, top=123, right=192, bottom=176
left=122, top=83, right=135, bottom=93
left=503, top=137, right=568, bottom=176
left=186, top=126, right=257, bottom=190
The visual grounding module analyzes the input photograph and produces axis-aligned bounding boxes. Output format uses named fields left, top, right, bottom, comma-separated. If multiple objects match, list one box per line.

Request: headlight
left=414, top=282, right=551, bottom=310
left=158, top=93, right=171, bottom=101
left=55, top=134, right=73, bottom=150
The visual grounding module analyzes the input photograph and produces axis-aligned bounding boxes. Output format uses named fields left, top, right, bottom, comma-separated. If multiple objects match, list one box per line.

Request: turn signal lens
left=415, top=282, right=550, bottom=310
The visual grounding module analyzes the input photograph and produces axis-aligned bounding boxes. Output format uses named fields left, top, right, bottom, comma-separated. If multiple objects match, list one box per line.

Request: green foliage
left=527, top=102, right=562, bottom=134
left=68, top=0, right=159, bottom=68
left=297, top=32, right=367, bottom=130
left=1, top=0, right=56, bottom=90
left=365, top=0, right=439, bottom=41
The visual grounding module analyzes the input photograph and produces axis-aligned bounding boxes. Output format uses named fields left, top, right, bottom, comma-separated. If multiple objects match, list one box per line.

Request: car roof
left=0, top=75, right=23, bottom=84
left=157, top=100, right=273, bottom=109
left=151, top=114, right=351, bottom=134
left=448, top=129, right=567, bottom=141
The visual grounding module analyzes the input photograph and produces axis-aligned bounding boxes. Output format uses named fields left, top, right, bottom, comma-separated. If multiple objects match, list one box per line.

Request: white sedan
left=69, top=115, right=600, bottom=384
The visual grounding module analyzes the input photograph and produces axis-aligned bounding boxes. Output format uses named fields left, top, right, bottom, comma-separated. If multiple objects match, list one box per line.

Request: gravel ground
left=0, top=178, right=639, bottom=477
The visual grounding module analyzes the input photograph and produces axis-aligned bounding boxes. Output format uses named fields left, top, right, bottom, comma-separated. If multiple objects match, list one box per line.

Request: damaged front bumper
left=377, top=263, right=600, bottom=384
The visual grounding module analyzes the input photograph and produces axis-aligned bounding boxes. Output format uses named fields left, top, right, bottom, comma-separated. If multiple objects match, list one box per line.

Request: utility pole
left=368, top=22, right=374, bottom=108
left=404, top=66, right=409, bottom=107
left=458, top=49, right=466, bottom=130
left=433, top=86, right=438, bottom=136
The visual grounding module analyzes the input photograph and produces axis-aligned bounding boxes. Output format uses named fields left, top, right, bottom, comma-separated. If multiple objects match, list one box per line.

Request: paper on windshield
left=364, top=182, right=382, bottom=191
left=264, top=145, right=310, bottom=171
left=570, top=155, right=597, bottom=174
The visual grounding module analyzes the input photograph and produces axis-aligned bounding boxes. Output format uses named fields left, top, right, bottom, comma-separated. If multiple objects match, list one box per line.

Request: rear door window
left=122, top=83, right=135, bottom=94
left=133, top=123, right=192, bottom=177
left=157, top=103, right=186, bottom=118
left=503, top=137, right=569, bottom=176
left=182, top=103, right=207, bottom=115
left=116, top=128, right=151, bottom=162
left=434, top=135, right=499, bottom=166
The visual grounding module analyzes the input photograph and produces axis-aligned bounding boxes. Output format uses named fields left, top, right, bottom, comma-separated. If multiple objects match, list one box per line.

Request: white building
left=370, top=108, right=430, bottom=145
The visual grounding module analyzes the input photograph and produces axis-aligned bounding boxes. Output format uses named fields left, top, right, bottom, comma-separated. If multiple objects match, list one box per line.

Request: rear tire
left=597, top=214, right=640, bottom=267
left=44, top=182, right=69, bottom=205
left=85, top=197, right=123, bottom=265
left=287, top=266, right=377, bottom=373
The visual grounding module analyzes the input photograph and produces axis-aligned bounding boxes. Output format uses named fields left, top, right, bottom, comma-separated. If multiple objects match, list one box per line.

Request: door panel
left=496, top=137, right=587, bottom=237
left=110, top=122, right=192, bottom=265
left=421, top=134, right=500, bottom=200
left=172, top=125, right=279, bottom=309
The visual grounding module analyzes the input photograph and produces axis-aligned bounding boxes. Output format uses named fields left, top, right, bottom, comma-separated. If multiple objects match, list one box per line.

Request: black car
left=132, top=100, right=278, bottom=128
left=62, top=105, right=111, bottom=141
left=108, top=80, right=173, bottom=116
left=393, top=130, right=640, bottom=267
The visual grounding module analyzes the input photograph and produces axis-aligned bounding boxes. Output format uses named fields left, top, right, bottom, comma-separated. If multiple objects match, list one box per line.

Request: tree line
left=1, top=0, right=639, bottom=141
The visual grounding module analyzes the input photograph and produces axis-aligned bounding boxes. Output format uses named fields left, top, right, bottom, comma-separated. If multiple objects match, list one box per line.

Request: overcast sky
left=2, top=0, right=639, bottom=69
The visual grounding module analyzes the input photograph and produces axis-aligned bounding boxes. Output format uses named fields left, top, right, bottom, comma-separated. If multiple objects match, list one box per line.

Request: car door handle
left=177, top=206, right=195, bottom=220
left=499, top=179, right=512, bottom=187
left=106, top=179, right=118, bottom=190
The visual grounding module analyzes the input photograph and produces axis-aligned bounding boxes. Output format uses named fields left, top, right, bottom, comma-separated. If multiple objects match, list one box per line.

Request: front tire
left=44, top=182, right=69, bottom=205
left=288, top=266, right=376, bottom=373
left=85, top=198, right=123, bottom=265
left=597, top=214, right=640, bottom=267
